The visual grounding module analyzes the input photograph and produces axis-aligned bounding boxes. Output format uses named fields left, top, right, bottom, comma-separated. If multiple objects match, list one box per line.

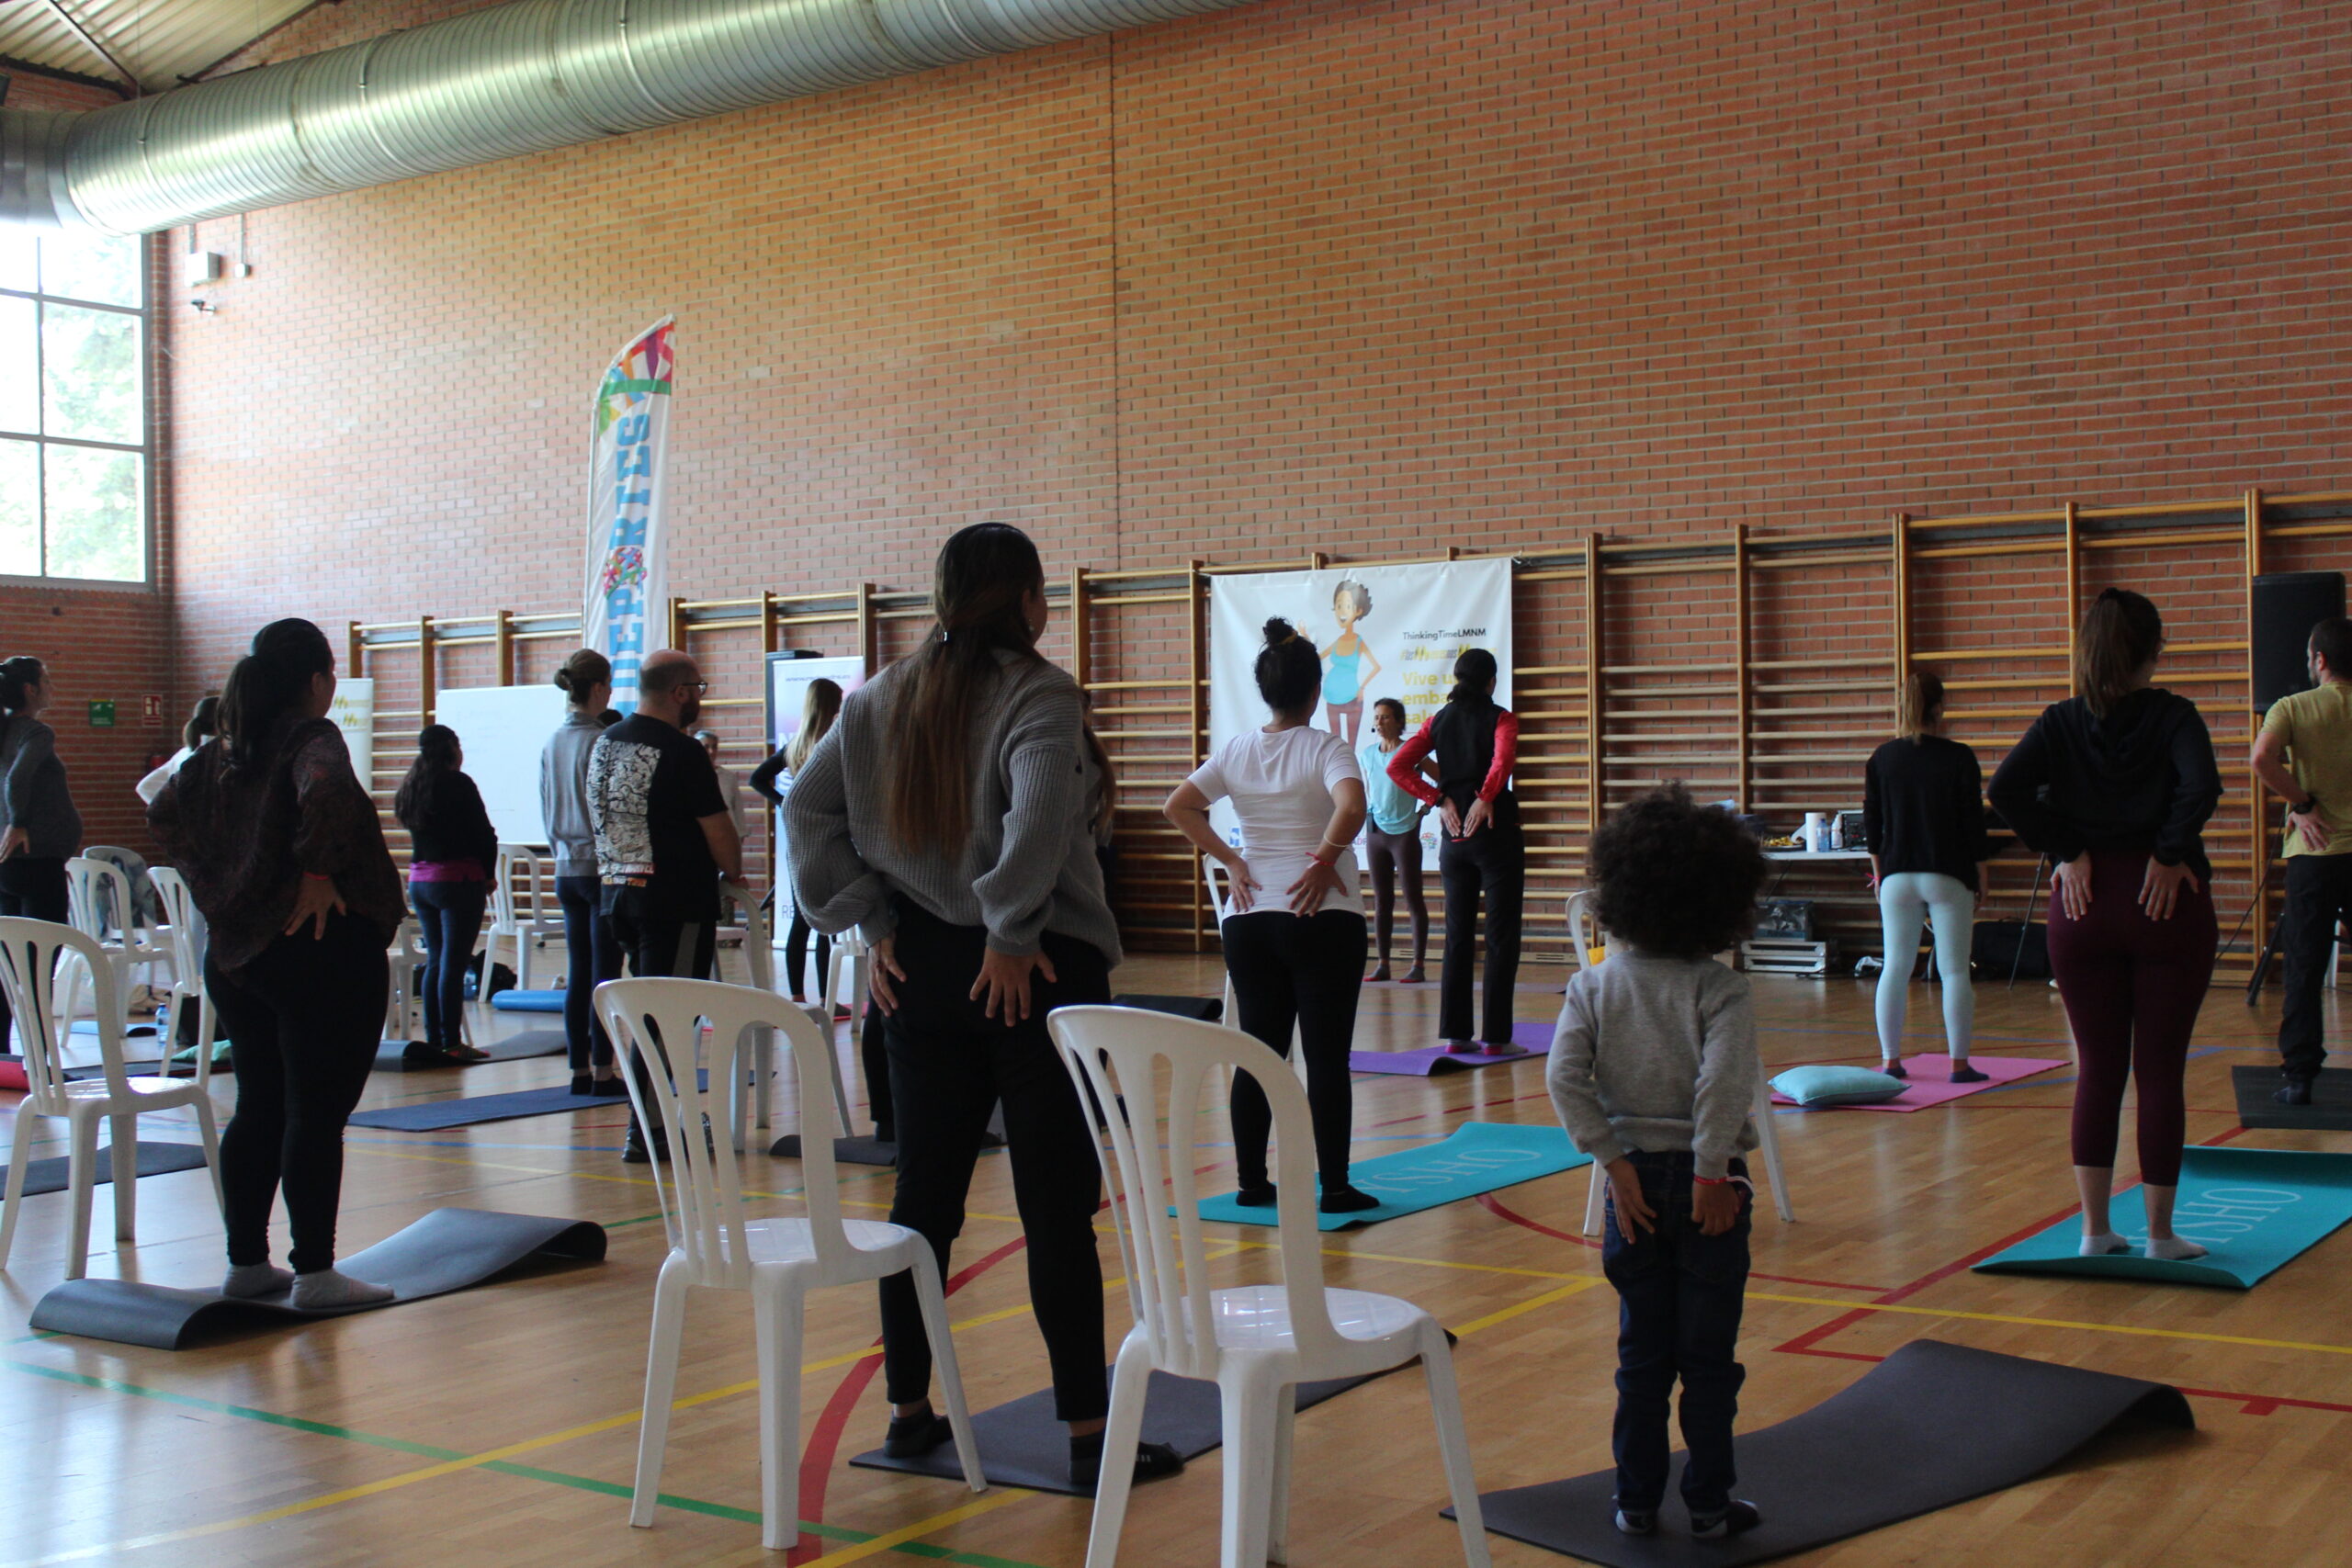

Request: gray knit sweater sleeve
left=976, top=677, right=1085, bottom=954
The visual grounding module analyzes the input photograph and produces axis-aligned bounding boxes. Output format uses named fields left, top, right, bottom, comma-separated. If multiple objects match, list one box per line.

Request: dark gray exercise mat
left=28, top=1207, right=607, bottom=1350
left=348, top=1086, right=605, bottom=1131
left=372, top=1030, right=569, bottom=1072
left=2233, top=1065, right=2352, bottom=1131
left=1450, top=1340, right=2191, bottom=1566
left=18, top=1140, right=209, bottom=1196
left=769, top=1134, right=899, bottom=1167
left=850, top=1365, right=1384, bottom=1496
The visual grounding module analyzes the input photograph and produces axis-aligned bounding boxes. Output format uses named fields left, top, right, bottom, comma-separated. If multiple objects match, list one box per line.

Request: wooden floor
left=3, top=953, right=2348, bottom=1568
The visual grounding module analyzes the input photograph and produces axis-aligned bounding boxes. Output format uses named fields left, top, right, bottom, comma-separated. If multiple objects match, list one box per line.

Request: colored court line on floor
left=1746, top=1291, right=2352, bottom=1357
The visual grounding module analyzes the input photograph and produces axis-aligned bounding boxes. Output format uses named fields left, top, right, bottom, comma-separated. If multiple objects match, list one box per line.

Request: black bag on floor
left=1972, top=919, right=2050, bottom=979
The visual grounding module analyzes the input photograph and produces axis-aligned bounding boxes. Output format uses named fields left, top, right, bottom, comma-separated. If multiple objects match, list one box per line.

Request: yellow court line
left=1449, top=1277, right=1606, bottom=1337
left=1748, top=1292, right=2352, bottom=1357
left=795, top=1490, right=1037, bottom=1568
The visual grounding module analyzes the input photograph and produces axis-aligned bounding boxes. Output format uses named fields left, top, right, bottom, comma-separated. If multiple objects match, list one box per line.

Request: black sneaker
left=2277, top=1077, right=2314, bottom=1107
left=1950, top=1064, right=1989, bottom=1084
left=621, top=1126, right=670, bottom=1165
left=1613, top=1507, right=1657, bottom=1536
left=882, top=1410, right=955, bottom=1459
left=1690, top=1500, right=1762, bottom=1539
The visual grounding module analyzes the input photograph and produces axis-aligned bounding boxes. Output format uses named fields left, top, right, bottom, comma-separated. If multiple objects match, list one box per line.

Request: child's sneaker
left=1690, top=1500, right=1762, bottom=1539
left=1612, top=1507, right=1657, bottom=1536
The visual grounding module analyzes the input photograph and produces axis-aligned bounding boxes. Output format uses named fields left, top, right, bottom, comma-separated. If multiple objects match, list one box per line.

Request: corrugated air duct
left=0, top=0, right=1261, bottom=233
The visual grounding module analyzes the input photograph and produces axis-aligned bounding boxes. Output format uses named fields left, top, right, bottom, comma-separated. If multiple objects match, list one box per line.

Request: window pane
left=0, top=297, right=33, bottom=435
left=0, top=231, right=34, bottom=294
left=41, top=303, right=141, bottom=445
left=43, top=445, right=141, bottom=581
left=39, top=231, right=141, bottom=309
left=0, top=439, right=37, bottom=577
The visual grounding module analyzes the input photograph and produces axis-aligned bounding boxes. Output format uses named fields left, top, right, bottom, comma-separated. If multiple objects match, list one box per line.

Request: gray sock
left=221, top=1263, right=294, bottom=1300
left=290, top=1269, right=396, bottom=1310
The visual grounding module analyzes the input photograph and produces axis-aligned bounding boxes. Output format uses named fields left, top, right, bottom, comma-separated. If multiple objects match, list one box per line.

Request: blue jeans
left=1601, top=1150, right=1751, bottom=1516
left=409, top=880, right=488, bottom=1053
left=556, top=874, right=620, bottom=1073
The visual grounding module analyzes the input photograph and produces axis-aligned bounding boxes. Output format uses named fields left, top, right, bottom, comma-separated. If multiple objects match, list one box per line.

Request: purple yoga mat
left=1349, top=1018, right=1555, bottom=1076
left=1772, top=1053, right=2066, bottom=1112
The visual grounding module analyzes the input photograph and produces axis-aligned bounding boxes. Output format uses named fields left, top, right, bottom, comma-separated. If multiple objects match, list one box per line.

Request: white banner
left=582, top=317, right=676, bottom=712
left=1206, top=558, right=1513, bottom=852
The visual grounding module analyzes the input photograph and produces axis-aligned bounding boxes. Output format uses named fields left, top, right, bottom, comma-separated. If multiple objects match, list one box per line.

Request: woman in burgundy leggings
left=1989, top=589, right=2222, bottom=1262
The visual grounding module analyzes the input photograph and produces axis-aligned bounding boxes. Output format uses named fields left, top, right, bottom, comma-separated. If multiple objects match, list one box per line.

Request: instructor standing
left=2252, top=615, right=2352, bottom=1106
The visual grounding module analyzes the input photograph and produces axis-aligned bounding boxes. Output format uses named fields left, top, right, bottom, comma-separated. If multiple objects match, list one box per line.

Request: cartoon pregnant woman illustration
left=1321, top=579, right=1381, bottom=743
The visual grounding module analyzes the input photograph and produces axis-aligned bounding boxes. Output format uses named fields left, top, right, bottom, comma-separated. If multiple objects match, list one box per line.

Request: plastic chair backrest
left=491, top=844, right=540, bottom=931
left=719, top=882, right=773, bottom=991
left=594, top=976, right=848, bottom=1286
left=146, top=867, right=206, bottom=989
left=1566, top=890, right=1610, bottom=971
left=1047, top=1004, right=1344, bottom=1379
left=65, top=856, right=133, bottom=947
left=1203, top=858, right=1236, bottom=924
left=0, top=918, right=128, bottom=1106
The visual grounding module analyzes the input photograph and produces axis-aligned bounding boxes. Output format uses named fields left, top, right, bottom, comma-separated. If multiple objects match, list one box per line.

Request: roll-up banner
left=581, top=317, right=675, bottom=713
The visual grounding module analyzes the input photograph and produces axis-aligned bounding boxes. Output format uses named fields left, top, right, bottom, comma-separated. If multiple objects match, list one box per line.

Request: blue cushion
left=1771, top=1064, right=1907, bottom=1106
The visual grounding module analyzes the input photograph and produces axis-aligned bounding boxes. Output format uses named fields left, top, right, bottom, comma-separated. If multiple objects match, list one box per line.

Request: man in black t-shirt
left=586, top=648, right=743, bottom=1161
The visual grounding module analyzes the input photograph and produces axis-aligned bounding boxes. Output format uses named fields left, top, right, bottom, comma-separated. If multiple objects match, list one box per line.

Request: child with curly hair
left=1546, top=784, right=1768, bottom=1542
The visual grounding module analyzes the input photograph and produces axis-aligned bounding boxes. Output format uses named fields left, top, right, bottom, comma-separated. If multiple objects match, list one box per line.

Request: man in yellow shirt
left=2252, top=615, right=2352, bottom=1105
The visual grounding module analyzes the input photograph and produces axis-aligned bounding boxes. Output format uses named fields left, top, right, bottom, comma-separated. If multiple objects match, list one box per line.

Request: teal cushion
left=1771, top=1064, right=1907, bottom=1106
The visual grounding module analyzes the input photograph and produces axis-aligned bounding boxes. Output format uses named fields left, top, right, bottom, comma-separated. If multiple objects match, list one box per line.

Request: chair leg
left=750, top=1275, right=807, bottom=1552
left=1419, top=1322, right=1492, bottom=1567
left=902, top=1246, right=985, bottom=1493
left=1267, top=1394, right=1296, bottom=1566
left=1752, top=1078, right=1794, bottom=1223
left=1085, top=1331, right=1156, bottom=1568
left=108, top=1112, right=137, bottom=1242
left=1581, top=1161, right=1606, bottom=1237
left=64, top=1111, right=99, bottom=1281
left=0, top=1105, right=38, bottom=1269
left=631, top=1262, right=691, bottom=1529
left=191, top=1092, right=225, bottom=1219
left=1216, top=1365, right=1280, bottom=1568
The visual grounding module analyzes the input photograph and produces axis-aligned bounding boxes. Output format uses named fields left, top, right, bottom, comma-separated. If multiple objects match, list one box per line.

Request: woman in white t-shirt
left=1164, top=616, right=1375, bottom=1213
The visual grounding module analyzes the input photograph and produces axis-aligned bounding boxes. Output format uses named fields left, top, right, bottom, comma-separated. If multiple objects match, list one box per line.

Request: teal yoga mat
left=1972, top=1145, right=2352, bottom=1289
left=1192, top=1120, right=1589, bottom=1232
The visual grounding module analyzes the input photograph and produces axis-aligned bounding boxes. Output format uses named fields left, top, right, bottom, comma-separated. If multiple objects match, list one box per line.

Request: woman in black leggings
left=150, top=619, right=406, bottom=1310
left=0, top=656, right=81, bottom=1058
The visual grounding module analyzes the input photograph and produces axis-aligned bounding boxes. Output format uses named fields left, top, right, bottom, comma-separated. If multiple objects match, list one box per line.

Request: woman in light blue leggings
left=1862, top=672, right=1996, bottom=1080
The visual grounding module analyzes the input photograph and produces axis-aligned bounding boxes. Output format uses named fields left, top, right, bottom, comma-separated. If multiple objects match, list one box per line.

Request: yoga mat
left=1349, top=1019, right=1552, bottom=1076
left=490, top=989, right=568, bottom=1013
left=769, top=1134, right=899, bottom=1167
left=2233, top=1065, right=2352, bottom=1131
left=1193, top=1121, right=1590, bottom=1231
left=1113, top=993, right=1224, bottom=1022
left=851, top=1364, right=1385, bottom=1496
left=29, top=1208, right=608, bottom=1349
left=348, top=1087, right=604, bottom=1131
left=1771, top=1054, right=2065, bottom=1112
left=17, top=1140, right=209, bottom=1196
left=1451, top=1339, right=2190, bottom=1566
left=1972, top=1145, right=2352, bottom=1289
left=372, top=1029, right=568, bottom=1072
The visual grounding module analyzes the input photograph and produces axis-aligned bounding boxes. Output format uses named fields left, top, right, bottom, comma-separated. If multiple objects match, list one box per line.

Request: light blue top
left=1324, top=649, right=1362, bottom=705
left=1359, top=739, right=1422, bottom=835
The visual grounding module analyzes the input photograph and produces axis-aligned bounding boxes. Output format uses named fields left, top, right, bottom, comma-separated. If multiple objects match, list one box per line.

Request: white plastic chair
left=0, top=919, right=223, bottom=1279
left=712, top=881, right=834, bottom=1148
left=145, top=868, right=218, bottom=1089
left=821, top=929, right=870, bottom=1045
left=485, top=843, right=559, bottom=993
left=1203, top=858, right=1241, bottom=1028
left=63, top=855, right=174, bottom=1032
left=1048, top=1004, right=1490, bottom=1568
left=383, top=919, right=426, bottom=1042
left=594, top=976, right=984, bottom=1548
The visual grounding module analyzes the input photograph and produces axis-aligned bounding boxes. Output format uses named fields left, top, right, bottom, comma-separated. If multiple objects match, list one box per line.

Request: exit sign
left=87, top=701, right=116, bottom=728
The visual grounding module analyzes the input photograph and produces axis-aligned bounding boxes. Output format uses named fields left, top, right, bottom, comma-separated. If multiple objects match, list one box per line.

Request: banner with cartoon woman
left=581, top=317, right=675, bottom=712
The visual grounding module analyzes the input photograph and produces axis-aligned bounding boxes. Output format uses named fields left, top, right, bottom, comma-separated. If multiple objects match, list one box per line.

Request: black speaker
left=2253, top=570, right=2346, bottom=713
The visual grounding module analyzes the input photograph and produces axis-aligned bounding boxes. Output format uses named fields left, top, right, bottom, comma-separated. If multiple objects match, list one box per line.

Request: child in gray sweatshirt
left=1546, top=784, right=1769, bottom=1542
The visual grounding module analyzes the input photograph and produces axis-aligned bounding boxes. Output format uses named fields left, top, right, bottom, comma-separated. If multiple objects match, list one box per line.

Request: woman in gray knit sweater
left=787, top=522, right=1180, bottom=1493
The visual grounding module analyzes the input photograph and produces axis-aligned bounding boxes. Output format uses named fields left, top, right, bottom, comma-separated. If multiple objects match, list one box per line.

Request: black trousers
left=606, top=890, right=718, bottom=1140
left=0, top=854, right=67, bottom=1055
left=1222, top=908, right=1367, bottom=1191
left=785, top=911, right=831, bottom=1002
left=1363, top=825, right=1429, bottom=971
left=1438, top=821, right=1525, bottom=1044
left=207, top=912, right=390, bottom=1272
left=2278, top=852, right=2352, bottom=1081
left=879, top=900, right=1111, bottom=1422
left=409, top=880, right=487, bottom=1053
left=555, top=874, right=621, bottom=1072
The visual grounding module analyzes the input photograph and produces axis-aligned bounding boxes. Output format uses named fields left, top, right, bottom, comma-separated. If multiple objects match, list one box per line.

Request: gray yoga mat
left=850, top=1365, right=1387, bottom=1496
left=28, top=1207, right=608, bottom=1349
left=18, top=1140, right=209, bottom=1196
left=373, top=1029, right=569, bottom=1072
left=1451, top=1340, right=2191, bottom=1565
left=2233, top=1065, right=2352, bottom=1131
left=348, top=1086, right=607, bottom=1131
left=768, top=1134, right=899, bottom=1167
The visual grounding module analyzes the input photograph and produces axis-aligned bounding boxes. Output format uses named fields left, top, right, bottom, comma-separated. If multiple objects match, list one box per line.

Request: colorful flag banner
left=582, top=317, right=675, bottom=711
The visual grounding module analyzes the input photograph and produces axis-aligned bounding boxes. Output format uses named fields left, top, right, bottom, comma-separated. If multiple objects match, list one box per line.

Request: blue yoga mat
left=490, top=989, right=567, bottom=1013
left=347, top=1086, right=598, bottom=1131
left=1192, top=1120, right=1589, bottom=1231
left=1972, top=1145, right=2352, bottom=1289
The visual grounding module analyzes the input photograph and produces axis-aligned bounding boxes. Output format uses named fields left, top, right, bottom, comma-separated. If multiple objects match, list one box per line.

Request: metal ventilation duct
left=0, top=0, right=1260, bottom=232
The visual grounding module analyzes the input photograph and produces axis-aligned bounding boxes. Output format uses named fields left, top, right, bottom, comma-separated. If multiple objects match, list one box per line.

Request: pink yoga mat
left=1772, top=1053, right=2067, bottom=1112
left=1349, top=1019, right=1555, bottom=1076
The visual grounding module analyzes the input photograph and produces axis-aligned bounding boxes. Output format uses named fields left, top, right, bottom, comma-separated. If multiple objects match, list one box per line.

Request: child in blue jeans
left=1547, top=784, right=1769, bottom=1540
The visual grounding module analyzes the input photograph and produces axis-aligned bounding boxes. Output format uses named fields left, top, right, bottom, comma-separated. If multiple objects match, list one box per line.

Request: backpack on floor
left=1971, top=919, right=2050, bottom=980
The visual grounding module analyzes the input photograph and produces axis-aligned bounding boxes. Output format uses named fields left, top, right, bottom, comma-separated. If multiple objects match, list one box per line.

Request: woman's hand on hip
left=0, top=827, right=27, bottom=863
left=1285, top=859, right=1344, bottom=916
left=1462, top=797, right=1494, bottom=838
left=2139, top=860, right=2199, bottom=922
left=1438, top=799, right=1465, bottom=840
left=972, top=945, right=1057, bottom=1024
left=1222, top=856, right=1261, bottom=914
left=284, top=874, right=346, bottom=939
left=2052, top=855, right=2093, bottom=920
left=868, top=934, right=905, bottom=1015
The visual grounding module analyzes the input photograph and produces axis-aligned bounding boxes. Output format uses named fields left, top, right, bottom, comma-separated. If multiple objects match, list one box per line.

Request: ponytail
left=1447, top=648, right=1498, bottom=707
left=553, top=648, right=612, bottom=708
left=1896, top=671, right=1945, bottom=742
left=2073, top=588, right=2165, bottom=717
left=182, top=694, right=221, bottom=751
left=220, top=618, right=334, bottom=769
left=393, top=724, right=461, bottom=830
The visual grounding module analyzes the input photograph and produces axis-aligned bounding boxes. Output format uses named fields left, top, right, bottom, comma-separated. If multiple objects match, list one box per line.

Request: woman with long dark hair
left=149, top=618, right=404, bottom=1307
left=1989, top=589, right=2222, bottom=1262
left=541, top=649, right=625, bottom=1095
left=1387, top=648, right=1524, bottom=1053
left=788, top=522, right=1178, bottom=1491
left=0, top=655, right=81, bottom=1057
left=1165, top=616, right=1375, bottom=1213
left=394, top=724, right=497, bottom=1066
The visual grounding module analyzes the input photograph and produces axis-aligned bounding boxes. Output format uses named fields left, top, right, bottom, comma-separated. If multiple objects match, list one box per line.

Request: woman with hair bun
left=0, top=655, right=81, bottom=1057
left=149, top=618, right=404, bottom=1308
left=1989, top=588, right=2222, bottom=1263
left=1165, top=616, right=1377, bottom=1213
left=540, top=649, right=625, bottom=1096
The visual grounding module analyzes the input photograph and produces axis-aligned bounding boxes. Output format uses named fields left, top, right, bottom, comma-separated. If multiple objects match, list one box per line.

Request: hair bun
left=552, top=669, right=575, bottom=695
left=1262, top=616, right=1296, bottom=646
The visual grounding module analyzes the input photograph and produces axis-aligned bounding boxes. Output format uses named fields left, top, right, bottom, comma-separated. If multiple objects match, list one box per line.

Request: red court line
left=1474, top=1192, right=1894, bottom=1294
left=1780, top=1341, right=2352, bottom=1418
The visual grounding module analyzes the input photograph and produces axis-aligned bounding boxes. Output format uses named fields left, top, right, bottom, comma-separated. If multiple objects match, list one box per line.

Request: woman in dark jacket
left=150, top=618, right=405, bottom=1309
left=394, top=724, right=497, bottom=1066
left=0, top=655, right=81, bottom=1058
left=1988, top=588, right=2222, bottom=1264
